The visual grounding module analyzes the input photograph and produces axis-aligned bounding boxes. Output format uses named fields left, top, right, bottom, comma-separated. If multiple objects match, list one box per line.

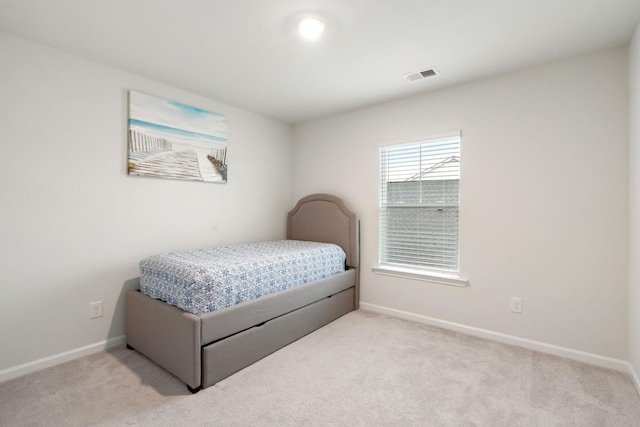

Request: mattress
left=139, top=240, right=346, bottom=315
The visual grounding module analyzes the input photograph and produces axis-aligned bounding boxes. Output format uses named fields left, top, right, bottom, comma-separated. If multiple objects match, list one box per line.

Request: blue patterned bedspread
left=139, top=240, right=346, bottom=315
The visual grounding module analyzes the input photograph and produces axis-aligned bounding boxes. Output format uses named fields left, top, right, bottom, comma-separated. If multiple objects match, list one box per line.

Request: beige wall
left=0, top=29, right=635, bottom=380
left=629, top=23, right=640, bottom=382
left=293, top=47, right=629, bottom=359
left=0, top=32, right=294, bottom=373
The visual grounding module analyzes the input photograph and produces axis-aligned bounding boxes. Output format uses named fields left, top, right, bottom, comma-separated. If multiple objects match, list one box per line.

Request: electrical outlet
left=90, top=301, right=103, bottom=319
left=510, top=297, right=523, bottom=314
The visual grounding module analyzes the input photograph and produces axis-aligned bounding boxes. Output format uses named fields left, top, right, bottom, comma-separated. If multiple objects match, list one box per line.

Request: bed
left=125, top=193, right=359, bottom=393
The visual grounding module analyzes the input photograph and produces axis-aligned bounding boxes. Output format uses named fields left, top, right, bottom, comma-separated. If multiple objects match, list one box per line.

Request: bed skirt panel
left=200, top=268, right=356, bottom=344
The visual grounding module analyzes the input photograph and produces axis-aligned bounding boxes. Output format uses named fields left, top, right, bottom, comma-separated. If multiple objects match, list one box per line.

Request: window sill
left=372, top=265, right=469, bottom=287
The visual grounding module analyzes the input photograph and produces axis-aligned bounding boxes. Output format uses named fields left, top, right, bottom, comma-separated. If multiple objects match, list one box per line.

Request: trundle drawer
left=202, top=287, right=354, bottom=387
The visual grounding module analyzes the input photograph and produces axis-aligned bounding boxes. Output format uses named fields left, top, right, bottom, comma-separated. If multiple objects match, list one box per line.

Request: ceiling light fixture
left=298, top=17, right=325, bottom=41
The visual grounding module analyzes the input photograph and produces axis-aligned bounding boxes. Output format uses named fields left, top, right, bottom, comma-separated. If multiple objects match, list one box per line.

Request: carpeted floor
left=1, top=310, right=639, bottom=426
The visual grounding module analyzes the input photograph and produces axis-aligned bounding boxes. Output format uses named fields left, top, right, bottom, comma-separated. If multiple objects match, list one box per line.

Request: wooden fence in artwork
left=130, top=149, right=203, bottom=180
left=128, top=128, right=227, bottom=181
left=128, top=129, right=172, bottom=152
left=210, top=147, right=227, bottom=165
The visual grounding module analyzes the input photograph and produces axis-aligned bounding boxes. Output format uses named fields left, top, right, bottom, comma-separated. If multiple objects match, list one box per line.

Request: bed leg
left=187, top=385, right=202, bottom=394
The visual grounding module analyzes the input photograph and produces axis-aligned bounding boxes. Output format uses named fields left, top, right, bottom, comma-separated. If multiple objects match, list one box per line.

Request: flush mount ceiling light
left=298, top=17, right=325, bottom=41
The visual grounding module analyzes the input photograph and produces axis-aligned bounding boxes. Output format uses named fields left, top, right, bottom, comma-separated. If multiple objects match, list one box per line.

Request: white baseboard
left=360, top=302, right=635, bottom=377
left=0, top=335, right=126, bottom=384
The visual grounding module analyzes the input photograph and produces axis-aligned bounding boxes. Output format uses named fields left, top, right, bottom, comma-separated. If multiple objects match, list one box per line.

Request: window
left=376, top=131, right=465, bottom=285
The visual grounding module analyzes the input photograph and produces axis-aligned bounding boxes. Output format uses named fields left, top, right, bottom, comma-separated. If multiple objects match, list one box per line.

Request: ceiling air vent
left=404, top=67, right=440, bottom=82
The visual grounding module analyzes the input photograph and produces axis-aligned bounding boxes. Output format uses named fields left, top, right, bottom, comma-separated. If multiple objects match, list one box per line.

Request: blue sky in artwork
left=129, top=91, right=228, bottom=140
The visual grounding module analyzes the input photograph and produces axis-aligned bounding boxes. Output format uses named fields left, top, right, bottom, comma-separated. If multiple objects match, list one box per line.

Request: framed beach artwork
left=127, top=90, right=228, bottom=183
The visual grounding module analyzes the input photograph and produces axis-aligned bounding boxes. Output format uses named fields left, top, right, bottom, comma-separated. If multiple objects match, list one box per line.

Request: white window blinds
left=379, top=133, right=461, bottom=272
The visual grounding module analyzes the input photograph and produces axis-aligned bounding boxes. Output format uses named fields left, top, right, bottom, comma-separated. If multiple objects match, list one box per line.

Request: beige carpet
left=1, top=310, right=639, bottom=426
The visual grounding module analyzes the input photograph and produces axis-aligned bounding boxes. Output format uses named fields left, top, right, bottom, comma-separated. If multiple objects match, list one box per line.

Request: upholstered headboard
left=287, top=194, right=359, bottom=269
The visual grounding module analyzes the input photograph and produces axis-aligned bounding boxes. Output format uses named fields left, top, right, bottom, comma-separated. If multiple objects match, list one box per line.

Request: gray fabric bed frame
left=125, top=194, right=359, bottom=393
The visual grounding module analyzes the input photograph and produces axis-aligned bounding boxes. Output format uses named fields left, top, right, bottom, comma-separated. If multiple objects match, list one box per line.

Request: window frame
left=373, top=130, right=468, bottom=287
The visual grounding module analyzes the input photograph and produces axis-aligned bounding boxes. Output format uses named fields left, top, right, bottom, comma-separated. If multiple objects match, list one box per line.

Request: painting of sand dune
left=127, top=91, right=228, bottom=183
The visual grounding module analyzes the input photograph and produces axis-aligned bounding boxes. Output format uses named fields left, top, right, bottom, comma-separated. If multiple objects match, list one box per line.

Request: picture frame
left=127, top=90, right=228, bottom=183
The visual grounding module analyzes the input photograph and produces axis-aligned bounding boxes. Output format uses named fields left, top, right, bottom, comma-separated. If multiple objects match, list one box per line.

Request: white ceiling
left=1, top=0, right=640, bottom=124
